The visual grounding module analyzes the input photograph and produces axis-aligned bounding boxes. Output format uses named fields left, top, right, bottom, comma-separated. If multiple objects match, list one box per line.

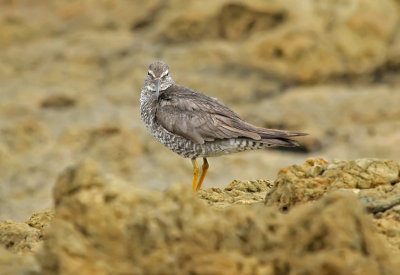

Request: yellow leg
left=196, top=158, right=209, bottom=191
left=191, top=158, right=199, bottom=191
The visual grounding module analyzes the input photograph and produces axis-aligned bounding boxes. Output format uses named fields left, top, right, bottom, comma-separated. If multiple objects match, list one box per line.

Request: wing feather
left=155, top=85, right=307, bottom=145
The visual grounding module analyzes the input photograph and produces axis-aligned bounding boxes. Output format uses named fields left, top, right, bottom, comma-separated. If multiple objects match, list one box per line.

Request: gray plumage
left=140, top=61, right=307, bottom=159
left=141, top=61, right=308, bottom=191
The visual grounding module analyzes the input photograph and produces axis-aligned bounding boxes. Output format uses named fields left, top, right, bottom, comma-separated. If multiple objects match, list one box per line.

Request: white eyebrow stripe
left=148, top=70, right=155, bottom=77
left=160, top=70, right=169, bottom=77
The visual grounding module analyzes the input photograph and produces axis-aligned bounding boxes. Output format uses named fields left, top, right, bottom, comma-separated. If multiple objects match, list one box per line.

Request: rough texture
left=0, top=208, right=53, bottom=254
left=0, top=221, right=41, bottom=254
left=198, top=179, right=273, bottom=208
left=33, top=160, right=400, bottom=274
left=0, top=208, right=53, bottom=274
left=374, top=205, right=400, bottom=252
left=265, top=158, right=400, bottom=210
left=1, top=0, right=400, bottom=221
left=1, top=159, right=400, bottom=273
left=161, top=0, right=400, bottom=81
left=1, top=5, right=400, bottom=270
left=264, top=158, right=400, bottom=260
left=0, top=247, right=40, bottom=275
left=26, top=208, right=54, bottom=232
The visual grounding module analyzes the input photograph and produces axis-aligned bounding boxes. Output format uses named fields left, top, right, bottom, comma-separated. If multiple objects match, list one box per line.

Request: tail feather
left=255, top=128, right=307, bottom=148
left=260, top=137, right=300, bottom=147
left=233, top=120, right=307, bottom=148
left=254, top=127, right=307, bottom=138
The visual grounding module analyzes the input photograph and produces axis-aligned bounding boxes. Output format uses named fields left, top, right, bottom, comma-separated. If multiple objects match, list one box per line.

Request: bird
left=140, top=61, right=307, bottom=191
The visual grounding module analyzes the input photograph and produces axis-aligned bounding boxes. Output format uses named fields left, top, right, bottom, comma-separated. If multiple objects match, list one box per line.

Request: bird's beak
left=155, top=79, right=161, bottom=98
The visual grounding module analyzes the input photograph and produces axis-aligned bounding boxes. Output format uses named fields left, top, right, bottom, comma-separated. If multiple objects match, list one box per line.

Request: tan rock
left=373, top=205, right=400, bottom=253
left=265, top=158, right=400, bottom=210
left=0, top=119, right=50, bottom=153
left=1, top=0, right=400, bottom=225
left=159, top=0, right=400, bottom=81
left=243, top=85, right=400, bottom=155
left=40, top=94, right=76, bottom=109
left=35, top=160, right=399, bottom=274
left=245, top=0, right=398, bottom=81
left=26, top=208, right=54, bottom=232
left=325, top=159, right=400, bottom=188
left=0, top=247, right=40, bottom=275
left=0, top=221, right=41, bottom=253
left=198, top=179, right=272, bottom=208
left=0, top=208, right=53, bottom=254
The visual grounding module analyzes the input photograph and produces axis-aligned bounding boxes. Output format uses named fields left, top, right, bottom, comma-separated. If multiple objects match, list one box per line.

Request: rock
left=0, top=208, right=54, bottom=254
left=0, top=119, right=50, bottom=153
left=198, top=179, right=273, bottom=208
left=0, top=208, right=53, bottom=274
left=161, top=1, right=286, bottom=43
left=160, top=0, right=400, bottom=82
left=322, top=158, right=399, bottom=188
left=58, top=125, right=145, bottom=177
left=0, top=221, right=41, bottom=253
left=40, top=94, right=76, bottom=109
left=265, top=158, right=400, bottom=210
left=373, top=205, right=400, bottom=252
left=1, top=0, right=400, bottom=225
left=0, top=208, right=52, bottom=274
left=243, top=85, right=400, bottom=155
left=26, top=208, right=55, bottom=232
left=359, top=184, right=400, bottom=213
left=0, top=247, right=40, bottom=275
left=35, top=160, right=399, bottom=274
left=244, top=0, right=398, bottom=81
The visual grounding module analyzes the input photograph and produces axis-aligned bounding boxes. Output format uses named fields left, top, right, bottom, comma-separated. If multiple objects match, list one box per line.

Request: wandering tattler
left=140, top=61, right=307, bottom=191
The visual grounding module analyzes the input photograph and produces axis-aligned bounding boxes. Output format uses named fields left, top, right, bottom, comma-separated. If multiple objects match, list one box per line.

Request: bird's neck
left=140, top=84, right=174, bottom=103
left=140, top=88, right=156, bottom=128
left=140, top=88, right=154, bottom=104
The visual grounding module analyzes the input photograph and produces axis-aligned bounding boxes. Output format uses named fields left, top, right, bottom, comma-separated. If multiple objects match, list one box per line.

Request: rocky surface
left=2, top=0, right=400, bottom=273
left=1, top=0, right=400, bottom=222
left=1, top=158, right=400, bottom=274
left=374, top=206, right=400, bottom=253
left=0, top=247, right=40, bottom=275
left=0, top=208, right=53, bottom=274
left=197, top=179, right=273, bottom=208
left=265, top=158, right=400, bottom=210
left=160, top=0, right=400, bottom=82
left=0, top=208, right=53, bottom=254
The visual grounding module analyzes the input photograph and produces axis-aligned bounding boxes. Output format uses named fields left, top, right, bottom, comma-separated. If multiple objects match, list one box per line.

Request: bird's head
left=145, top=61, right=174, bottom=98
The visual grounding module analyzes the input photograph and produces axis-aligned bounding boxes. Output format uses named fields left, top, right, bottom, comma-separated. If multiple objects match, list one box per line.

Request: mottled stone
left=35, top=160, right=400, bottom=274
left=265, top=158, right=400, bottom=210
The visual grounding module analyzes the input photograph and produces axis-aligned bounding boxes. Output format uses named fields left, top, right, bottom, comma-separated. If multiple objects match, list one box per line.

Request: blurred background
left=0, top=0, right=399, bottom=221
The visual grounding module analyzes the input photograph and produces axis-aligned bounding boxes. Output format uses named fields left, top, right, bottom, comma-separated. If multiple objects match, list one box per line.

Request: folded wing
left=155, top=85, right=307, bottom=146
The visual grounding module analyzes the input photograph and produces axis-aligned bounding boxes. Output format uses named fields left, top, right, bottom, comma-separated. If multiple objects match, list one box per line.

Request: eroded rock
left=373, top=205, right=400, bottom=252
left=265, top=158, right=400, bottom=210
left=0, top=208, right=53, bottom=254
left=160, top=0, right=400, bottom=81
left=0, top=221, right=41, bottom=253
left=198, top=179, right=273, bottom=208
left=0, top=247, right=40, bottom=275
left=35, top=160, right=400, bottom=274
left=2, top=0, right=400, bottom=222
left=40, top=94, right=76, bottom=109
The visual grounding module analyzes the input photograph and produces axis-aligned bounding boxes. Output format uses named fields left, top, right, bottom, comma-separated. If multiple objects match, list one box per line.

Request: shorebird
left=140, top=61, right=307, bottom=191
